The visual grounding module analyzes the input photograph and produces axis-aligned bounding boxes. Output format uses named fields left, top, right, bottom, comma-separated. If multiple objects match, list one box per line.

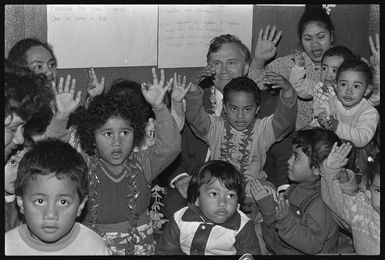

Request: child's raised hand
left=141, top=68, right=173, bottom=109
left=275, top=197, right=290, bottom=220
left=249, top=179, right=277, bottom=202
left=264, top=71, right=294, bottom=97
left=52, top=75, right=82, bottom=119
left=316, top=111, right=331, bottom=129
left=170, top=73, right=191, bottom=103
left=369, top=33, right=380, bottom=69
left=328, top=114, right=339, bottom=132
left=254, top=25, right=282, bottom=62
left=86, top=67, right=105, bottom=98
left=324, top=142, right=352, bottom=171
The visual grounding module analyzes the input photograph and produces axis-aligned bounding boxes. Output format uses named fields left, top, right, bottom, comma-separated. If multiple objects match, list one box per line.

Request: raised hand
left=369, top=33, right=380, bottom=69
left=170, top=73, right=191, bottom=103
left=52, top=75, right=82, bottom=119
left=324, top=142, right=352, bottom=170
left=254, top=25, right=282, bottom=62
left=141, top=68, right=173, bottom=108
left=250, top=179, right=277, bottom=202
left=264, top=71, right=294, bottom=97
left=86, top=67, right=105, bottom=98
left=276, top=197, right=290, bottom=220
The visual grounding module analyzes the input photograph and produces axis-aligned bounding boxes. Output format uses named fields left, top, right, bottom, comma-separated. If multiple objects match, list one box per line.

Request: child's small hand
left=264, top=71, right=294, bottom=97
left=170, top=73, right=191, bottom=103
left=52, top=75, right=82, bottom=119
left=292, top=49, right=305, bottom=67
left=86, top=67, right=105, bottom=98
left=249, top=179, right=277, bottom=202
left=369, top=33, right=380, bottom=70
left=316, top=111, right=331, bottom=129
left=323, top=142, right=352, bottom=170
left=141, top=68, right=173, bottom=109
left=275, top=197, right=290, bottom=220
left=329, top=114, right=339, bottom=132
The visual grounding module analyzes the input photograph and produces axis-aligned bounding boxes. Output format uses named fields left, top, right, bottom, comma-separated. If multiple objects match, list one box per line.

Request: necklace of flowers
left=209, top=86, right=218, bottom=113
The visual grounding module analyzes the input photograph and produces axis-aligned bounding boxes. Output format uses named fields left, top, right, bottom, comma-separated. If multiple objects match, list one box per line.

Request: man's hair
left=293, top=127, right=341, bottom=170
left=321, top=45, right=354, bottom=64
left=207, top=34, right=251, bottom=65
left=223, top=76, right=261, bottom=107
left=187, top=160, right=245, bottom=205
left=337, top=56, right=373, bottom=86
left=15, top=138, right=89, bottom=201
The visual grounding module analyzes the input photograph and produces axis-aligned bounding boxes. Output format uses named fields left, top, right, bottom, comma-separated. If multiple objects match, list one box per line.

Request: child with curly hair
left=72, top=68, right=181, bottom=255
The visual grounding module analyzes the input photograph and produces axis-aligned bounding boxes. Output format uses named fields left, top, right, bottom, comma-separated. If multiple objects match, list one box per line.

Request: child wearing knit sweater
left=321, top=143, right=380, bottom=255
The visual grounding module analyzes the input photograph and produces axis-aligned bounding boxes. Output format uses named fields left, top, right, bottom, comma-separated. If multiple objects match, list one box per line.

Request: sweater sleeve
left=43, top=116, right=71, bottom=142
left=234, top=220, right=261, bottom=255
left=335, top=106, right=379, bottom=148
left=271, top=88, right=297, bottom=140
left=136, top=104, right=181, bottom=182
left=185, top=86, right=212, bottom=143
left=155, top=214, right=184, bottom=255
left=276, top=198, right=335, bottom=254
left=289, top=65, right=315, bottom=99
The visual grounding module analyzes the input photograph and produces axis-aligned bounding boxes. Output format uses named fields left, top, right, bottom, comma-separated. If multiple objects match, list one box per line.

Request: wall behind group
left=5, top=4, right=375, bottom=100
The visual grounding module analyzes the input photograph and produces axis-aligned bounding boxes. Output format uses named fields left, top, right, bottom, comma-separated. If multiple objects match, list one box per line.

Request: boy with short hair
left=156, top=160, right=261, bottom=255
left=5, top=139, right=110, bottom=255
left=183, top=75, right=296, bottom=187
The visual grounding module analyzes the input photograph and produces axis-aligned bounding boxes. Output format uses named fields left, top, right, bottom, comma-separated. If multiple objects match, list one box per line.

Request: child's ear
left=364, top=84, right=373, bottom=97
left=237, top=203, right=240, bottom=210
left=16, top=196, right=25, bottom=214
left=77, top=196, right=88, bottom=217
left=194, top=199, right=199, bottom=207
left=255, top=105, right=260, bottom=115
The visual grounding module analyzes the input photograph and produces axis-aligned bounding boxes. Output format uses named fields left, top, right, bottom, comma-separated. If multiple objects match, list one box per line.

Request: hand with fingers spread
left=141, top=68, right=173, bottom=109
left=328, top=114, right=339, bottom=132
left=254, top=25, right=282, bottom=63
left=86, top=67, right=105, bottom=98
left=250, top=179, right=277, bottom=202
left=264, top=71, right=295, bottom=98
left=323, top=142, right=352, bottom=171
left=276, top=197, right=290, bottom=220
left=52, top=75, right=82, bottom=119
left=170, top=73, right=192, bottom=103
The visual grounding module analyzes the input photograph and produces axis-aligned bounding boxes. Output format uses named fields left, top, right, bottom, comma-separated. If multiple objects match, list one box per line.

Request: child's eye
left=245, top=107, right=252, bottom=113
left=8, top=159, right=17, bottom=166
left=353, top=84, right=361, bottom=89
left=49, top=61, right=57, bottom=68
left=103, top=132, right=112, bottom=137
left=34, top=199, right=46, bottom=206
left=212, top=61, right=220, bottom=66
left=209, top=192, right=217, bottom=197
left=33, top=65, right=43, bottom=71
left=57, top=200, right=69, bottom=207
left=338, top=82, right=346, bottom=87
left=121, top=129, right=132, bottom=135
left=228, top=193, right=237, bottom=199
left=230, top=107, right=237, bottom=112
left=229, top=61, right=236, bottom=65
left=318, top=35, right=325, bottom=39
left=322, top=66, right=327, bottom=71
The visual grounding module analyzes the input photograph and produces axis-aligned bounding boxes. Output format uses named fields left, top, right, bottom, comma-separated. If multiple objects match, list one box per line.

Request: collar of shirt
left=182, top=203, right=241, bottom=230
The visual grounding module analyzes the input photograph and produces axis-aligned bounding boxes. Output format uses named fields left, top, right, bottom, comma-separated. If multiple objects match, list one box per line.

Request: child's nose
left=43, top=204, right=59, bottom=220
left=112, top=135, right=122, bottom=146
left=217, top=196, right=227, bottom=206
left=12, top=127, right=24, bottom=145
left=237, top=109, right=245, bottom=118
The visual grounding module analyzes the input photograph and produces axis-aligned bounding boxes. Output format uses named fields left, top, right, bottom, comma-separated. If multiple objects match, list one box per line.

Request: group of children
left=4, top=5, right=380, bottom=256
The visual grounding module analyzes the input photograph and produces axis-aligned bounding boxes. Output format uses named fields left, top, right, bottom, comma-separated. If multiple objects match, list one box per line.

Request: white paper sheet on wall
left=158, top=5, right=253, bottom=68
left=47, top=5, right=158, bottom=68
